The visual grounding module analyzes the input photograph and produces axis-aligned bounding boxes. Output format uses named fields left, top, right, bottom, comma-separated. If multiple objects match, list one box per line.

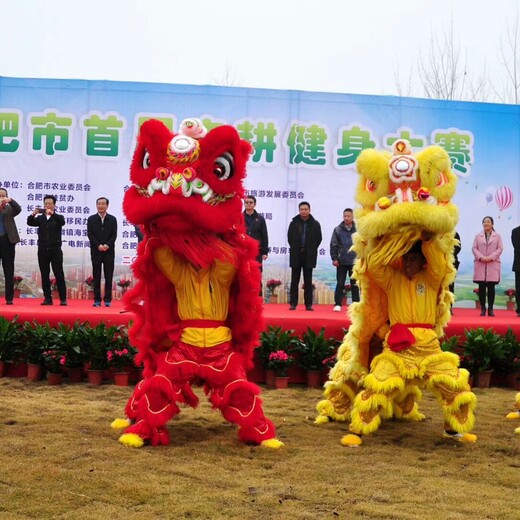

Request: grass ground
left=0, top=378, right=519, bottom=520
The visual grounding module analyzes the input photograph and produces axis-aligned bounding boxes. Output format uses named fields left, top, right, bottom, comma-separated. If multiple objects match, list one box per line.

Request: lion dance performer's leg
left=505, top=392, right=520, bottom=434
left=341, top=349, right=409, bottom=446
left=425, top=351, right=477, bottom=442
left=114, top=342, right=281, bottom=448
left=113, top=349, right=200, bottom=448
left=198, top=345, right=281, bottom=448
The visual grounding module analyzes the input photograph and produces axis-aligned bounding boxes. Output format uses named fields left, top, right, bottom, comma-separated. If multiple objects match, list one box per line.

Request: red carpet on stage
left=2, top=299, right=519, bottom=339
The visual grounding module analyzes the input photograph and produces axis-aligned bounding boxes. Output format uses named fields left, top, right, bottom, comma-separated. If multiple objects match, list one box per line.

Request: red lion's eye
left=212, top=152, right=234, bottom=180
left=365, top=179, right=376, bottom=192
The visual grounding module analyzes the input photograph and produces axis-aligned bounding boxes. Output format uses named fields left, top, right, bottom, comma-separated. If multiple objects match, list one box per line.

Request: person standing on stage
left=511, top=225, right=520, bottom=317
left=472, top=216, right=503, bottom=317
left=27, top=194, right=67, bottom=306
left=287, top=201, right=322, bottom=311
left=243, top=195, right=269, bottom=293
left=0, top=188, right=21, bottom=305
left=87, top=197, right=118, bottom=307
left=330, top=208, right=360, bottom=312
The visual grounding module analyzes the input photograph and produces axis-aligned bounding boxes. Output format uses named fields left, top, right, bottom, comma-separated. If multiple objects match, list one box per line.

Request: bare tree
left=212, top=62, right=242, bottom=87
left=495, top=9, right=520, bottom=104
left=393, top=64, right=415, bottom=98
left=393, top=18, right=491, bottom=102
left=417, top=18, right=489, bottom=102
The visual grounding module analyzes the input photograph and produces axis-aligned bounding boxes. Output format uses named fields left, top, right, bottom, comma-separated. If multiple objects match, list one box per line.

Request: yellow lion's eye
left=365, top=179, right=376, bottom=192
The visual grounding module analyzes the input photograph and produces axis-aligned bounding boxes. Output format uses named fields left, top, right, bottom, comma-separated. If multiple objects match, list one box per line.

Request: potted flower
left=50, top=277, right=59, bottom=298
left=472, top=287, right=480, bottom=309
left=51, top=322, right=88, bottom=382
left=258, top=326, right=299, bottom=386
left=13, top=275, right=23, bottom=297
left=267, top=350, right=293, bottom=388
left=295, top=326, right=339, bottom=388
left=84, top=276, right=94, bottom=299
left=22, top=321, right=54, bottom=382
left=266, top=279, right=282, bottom=303
left=117, top=278, right=131, bottom=295
left=0, top=315, right=25, bottom=377
left=493, top=327, right=520, bottom=387
left=462, top=327, right=504, bottom=387
left=107, top=342, right=137, bottom=386
left=85, top=322, right=124, bottom=384
left=42, top=348, right=66, bottom=385
left=342, top=284, right=351, bottom=306
left=505, top=289, right=516, bottom=311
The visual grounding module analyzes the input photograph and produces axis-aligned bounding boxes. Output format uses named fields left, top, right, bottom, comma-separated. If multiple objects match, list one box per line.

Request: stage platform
left=2, top=299, right=519, bottom=339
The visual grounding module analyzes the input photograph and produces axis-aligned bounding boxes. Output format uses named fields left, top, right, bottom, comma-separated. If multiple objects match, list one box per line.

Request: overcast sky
left=0, top=0, right=516, bottom=98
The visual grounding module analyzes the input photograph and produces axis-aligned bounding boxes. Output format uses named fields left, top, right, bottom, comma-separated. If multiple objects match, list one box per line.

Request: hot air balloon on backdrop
left=495, top=186, right=513, bottom=212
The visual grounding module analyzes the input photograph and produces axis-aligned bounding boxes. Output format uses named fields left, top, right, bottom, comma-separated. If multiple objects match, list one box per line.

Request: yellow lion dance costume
left=316, top=139, right=477, bottom=446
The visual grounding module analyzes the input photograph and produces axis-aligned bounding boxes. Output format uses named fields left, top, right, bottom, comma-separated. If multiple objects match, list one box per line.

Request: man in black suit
left=512, top=226, right=520, bottom=317
left=27, top=194, right=67, bottom=306
left=87, top=197, right=118, bottom=307
left=243, top=196, right=268, bottom=295
left=0, top=188, right=21, bottom=305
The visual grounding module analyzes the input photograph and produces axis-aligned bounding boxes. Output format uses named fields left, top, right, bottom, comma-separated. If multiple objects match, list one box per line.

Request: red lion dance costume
left=111, top=118, right=282, bottom=449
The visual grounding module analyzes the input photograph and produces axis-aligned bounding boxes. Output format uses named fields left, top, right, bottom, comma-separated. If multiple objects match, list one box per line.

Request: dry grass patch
left=0, top=379, right=519, bottom=519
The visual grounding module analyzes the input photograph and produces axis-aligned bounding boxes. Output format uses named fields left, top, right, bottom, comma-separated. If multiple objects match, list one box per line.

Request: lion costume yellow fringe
left=316, top=139, right=477, bottom=445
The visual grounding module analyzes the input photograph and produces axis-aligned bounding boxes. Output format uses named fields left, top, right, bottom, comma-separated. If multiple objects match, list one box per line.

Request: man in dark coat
left=0, top=188, right=21, bottom=305
left=87, top=197, right=118, bottom=307
left=287, top=201, right=322, bottom=311
left=511, top=226, right=520, bottom=316
left=243, top=195, right=269, bottom=267
left=243, top=195, right=269, bottom=295
left=330, top=208, right=359, bottom=311
left=27, top=194, right=67, bottom=305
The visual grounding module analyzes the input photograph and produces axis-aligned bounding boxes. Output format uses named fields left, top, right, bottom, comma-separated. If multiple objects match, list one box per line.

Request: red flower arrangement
left=14, top=275, right=23, bottom=288
left=472, top=288, right=479, bottom=295
left=84, top=276, right=94, bottom=287
left=266, top=279, right=282, bottom=293
left=117, top=278, right=131, bottom=289
left=267, top=349, right=293, bottom=376
left=505, top=288, right=516, bottom=302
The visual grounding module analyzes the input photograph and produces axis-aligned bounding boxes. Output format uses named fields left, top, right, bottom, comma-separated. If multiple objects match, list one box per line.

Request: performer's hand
left=32, top=208, right=40, bottom=217
left=262, top=254, right=268, bottom=261
left=332, top=260, right=339, bottom=267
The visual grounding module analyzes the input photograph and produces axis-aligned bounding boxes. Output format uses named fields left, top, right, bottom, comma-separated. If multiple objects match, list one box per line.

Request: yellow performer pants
left=349, top=329, right=476, bottom=436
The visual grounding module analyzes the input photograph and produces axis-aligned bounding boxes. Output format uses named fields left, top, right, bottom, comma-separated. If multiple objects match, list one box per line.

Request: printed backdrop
left=0, top=76, right=519, bottom=305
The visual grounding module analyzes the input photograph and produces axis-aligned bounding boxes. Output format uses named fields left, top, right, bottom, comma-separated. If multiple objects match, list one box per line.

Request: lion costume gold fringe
left=316, top=139, right=477, bottom=444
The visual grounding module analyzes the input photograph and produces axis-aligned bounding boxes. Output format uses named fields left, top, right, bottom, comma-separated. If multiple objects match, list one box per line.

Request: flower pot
left=274, top=376, right=289, bottom=389
left=474, top=300, right=481, bottom=309
left=87, top=369, right=104, bottom=385
left=475, top=369, right=493, bottom=388
left=67, top=367, right=84, bottom=383
left=269, top=294, right=278, bottom=304
left=507, top=301, right=516, bottom=311
left=305, top=370, right=322, bottom=388
left=0, top=360, right=5, bottom=378
left=47, top=372, right=63, bottom=385
left=5, top=361, right=28, bottom=378
left=506, top=372, right=520, bottom=389
left=27, top=363, right=43, bottom=382
left=13, top=288, right=21, bottom=298
left=265, top=369, right=275, bottom=388
left=113, top=372, right=130, bottom=386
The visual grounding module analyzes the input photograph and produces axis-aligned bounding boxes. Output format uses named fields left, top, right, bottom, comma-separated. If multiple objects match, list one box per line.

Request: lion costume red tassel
left=111, top=118, right=282, bottom=449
